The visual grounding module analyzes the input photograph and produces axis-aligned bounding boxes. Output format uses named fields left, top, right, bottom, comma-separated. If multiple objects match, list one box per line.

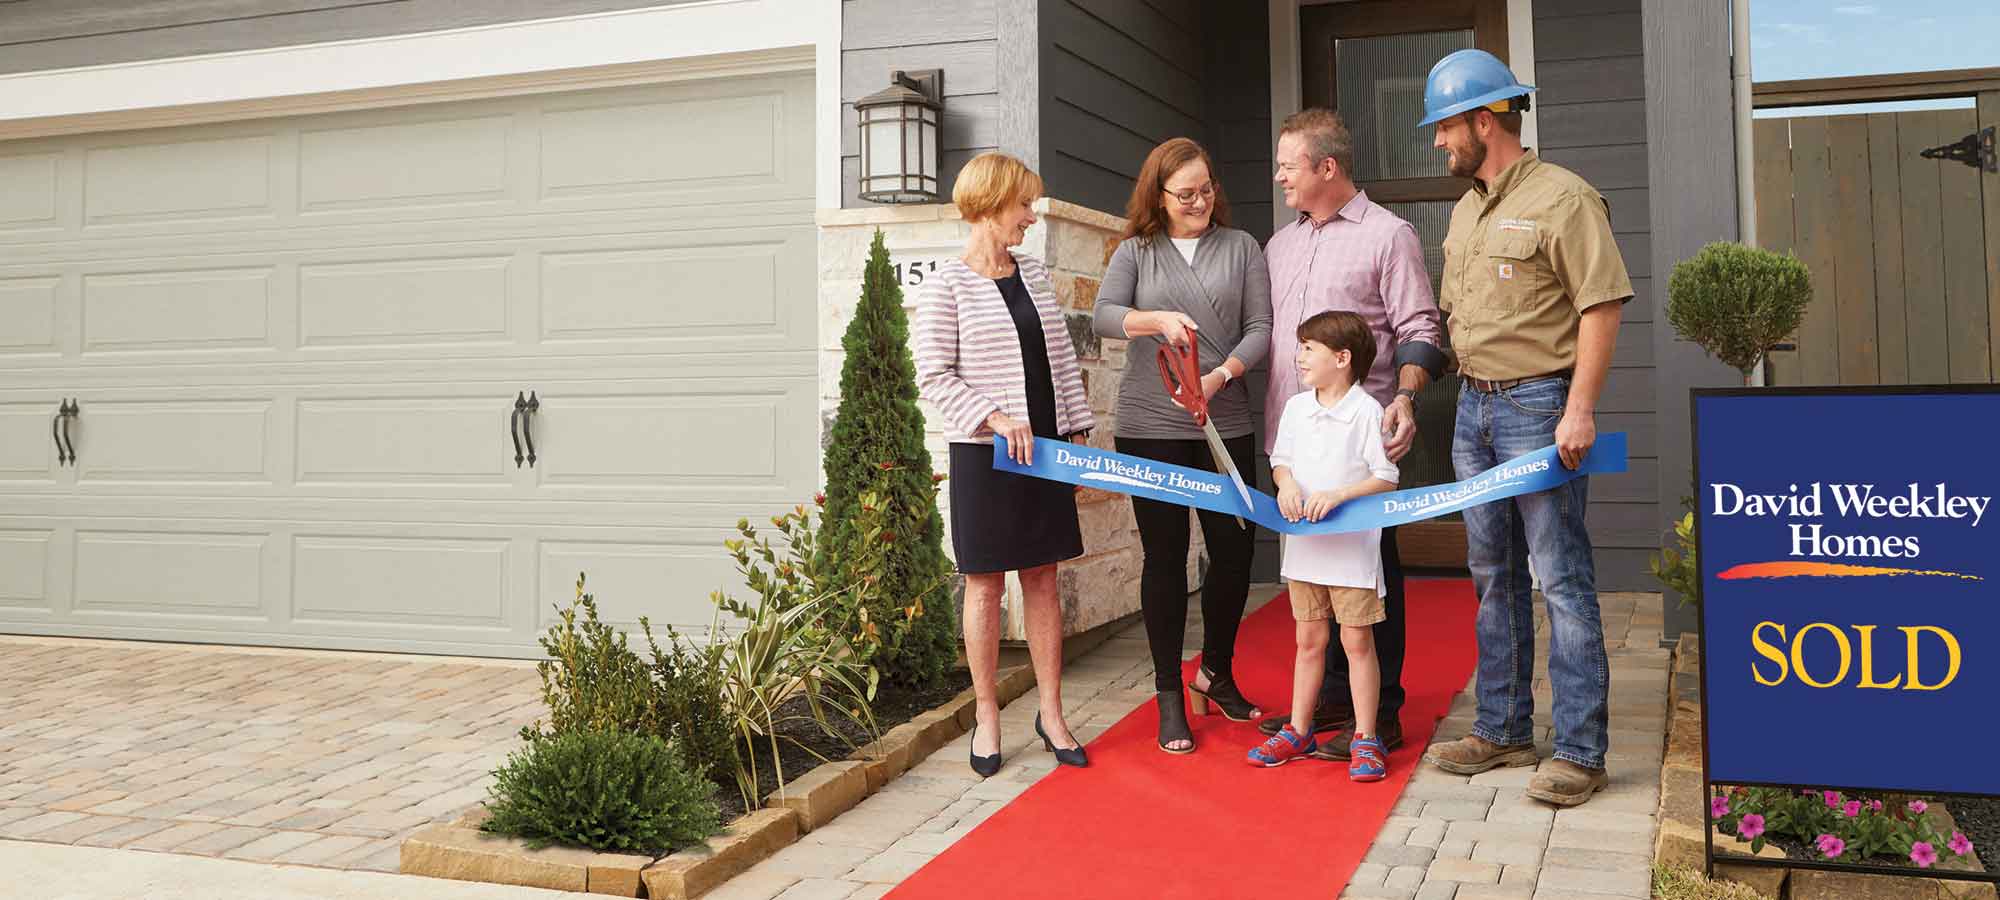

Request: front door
left=1299, top=0, right=1510, bottom=569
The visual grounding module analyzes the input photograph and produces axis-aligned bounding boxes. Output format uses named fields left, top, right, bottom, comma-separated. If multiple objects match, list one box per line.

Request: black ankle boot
left=1156, top=691, right=1194, bottom=754
left=1188, top=664, right=1262, bottom=722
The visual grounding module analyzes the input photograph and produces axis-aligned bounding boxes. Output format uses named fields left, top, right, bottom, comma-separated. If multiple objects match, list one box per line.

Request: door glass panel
left=1378, top=198, right=1461, bottom=498
left=1334, top=30, right=1473, bottom=182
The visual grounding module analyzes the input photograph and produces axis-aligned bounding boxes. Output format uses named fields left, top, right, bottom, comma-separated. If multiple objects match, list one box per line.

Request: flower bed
left=1655, top=634, right=1996, bottom=899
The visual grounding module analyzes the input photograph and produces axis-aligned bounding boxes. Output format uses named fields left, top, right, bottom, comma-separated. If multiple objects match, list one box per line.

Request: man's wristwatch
left=1395, top=387, right=1420, bottom=410
left=1212, top=367, right=1234, bottom=383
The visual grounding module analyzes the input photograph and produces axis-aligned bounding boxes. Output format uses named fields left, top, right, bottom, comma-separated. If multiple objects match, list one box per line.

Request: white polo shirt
left=1270, top=384, right=1400, bottom=591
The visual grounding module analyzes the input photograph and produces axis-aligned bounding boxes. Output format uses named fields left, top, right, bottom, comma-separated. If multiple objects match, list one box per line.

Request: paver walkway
left=0, top=585, right=1668, bottom=899
left=709, top=584, right=1669, bottom=900
left=0, top=637, right=541, bottom=873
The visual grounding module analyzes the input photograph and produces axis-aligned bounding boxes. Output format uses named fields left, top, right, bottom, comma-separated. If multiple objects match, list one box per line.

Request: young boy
left=1248, top=310, right=1400, bottom=781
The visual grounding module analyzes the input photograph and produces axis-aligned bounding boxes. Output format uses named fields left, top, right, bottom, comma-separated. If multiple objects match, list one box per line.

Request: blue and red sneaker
left=1348, top=734, right=1388, bottom=782
left=1248, top=723, right=1317, bottom=767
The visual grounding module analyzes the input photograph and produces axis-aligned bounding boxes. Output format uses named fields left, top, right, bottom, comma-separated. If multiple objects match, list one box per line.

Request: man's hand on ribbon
left=1555, top=411, right=1596, bottom=471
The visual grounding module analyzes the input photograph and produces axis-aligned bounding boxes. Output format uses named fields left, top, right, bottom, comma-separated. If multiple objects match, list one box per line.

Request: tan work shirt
left=1439, top=151, right=1633, bottom=381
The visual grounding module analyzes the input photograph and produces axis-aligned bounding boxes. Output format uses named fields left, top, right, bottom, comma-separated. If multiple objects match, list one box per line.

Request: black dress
left=947, top=270, right=1086, bottom=574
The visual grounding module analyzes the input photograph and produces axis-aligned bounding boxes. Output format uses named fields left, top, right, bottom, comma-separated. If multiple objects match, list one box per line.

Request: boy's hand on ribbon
left=1305, top=489, right=1344, bottom=523
left=1277, top=483, right=1305, bottom=521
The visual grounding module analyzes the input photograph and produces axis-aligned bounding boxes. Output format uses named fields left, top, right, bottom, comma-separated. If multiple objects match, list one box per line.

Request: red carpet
left=885, top=578, right=1477, bottom=900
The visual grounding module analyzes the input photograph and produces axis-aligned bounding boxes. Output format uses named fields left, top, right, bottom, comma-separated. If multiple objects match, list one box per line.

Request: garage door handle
left=523, top=392, right=540, bottom=467
left=511, top=392, right=527, bottom=467
left=54, top=399, right=77, bottom=466
left=52, top=403, right=67, bottom=465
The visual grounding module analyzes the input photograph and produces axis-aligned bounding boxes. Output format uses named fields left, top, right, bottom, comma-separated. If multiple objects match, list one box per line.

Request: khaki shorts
left=1288, top=580, right=1386, bottom=627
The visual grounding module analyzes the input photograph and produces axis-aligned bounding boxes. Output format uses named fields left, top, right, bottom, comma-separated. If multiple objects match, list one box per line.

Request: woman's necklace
left=962, top=249, right=1015, bottom=280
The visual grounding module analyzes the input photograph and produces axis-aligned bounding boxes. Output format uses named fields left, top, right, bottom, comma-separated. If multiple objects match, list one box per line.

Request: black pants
left=1316, top=526, right=1407, bottom=724
left=1116, top=434, right=1259, bottom=694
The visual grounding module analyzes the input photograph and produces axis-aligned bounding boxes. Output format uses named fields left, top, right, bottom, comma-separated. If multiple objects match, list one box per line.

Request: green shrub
left=525, top=575, right=737, bottom=789
left=1650, top=508, right=1700, bottom=608
left=523, top=575, right=659, bottom=741
left=642, top=623, right=735, bottom=790
left=483, top=728, right=720, bottom=854
left=817, top=230, right=961, bottom=690
left=1666, top=241, right=1812, bottom=381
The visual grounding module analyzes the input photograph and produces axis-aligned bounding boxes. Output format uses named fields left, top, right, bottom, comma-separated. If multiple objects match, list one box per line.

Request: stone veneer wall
left=816, top=199, right=1203, bottom=642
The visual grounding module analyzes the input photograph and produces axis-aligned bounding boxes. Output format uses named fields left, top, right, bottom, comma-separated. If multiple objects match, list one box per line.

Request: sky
left=1750, top=0, right=2000, bottom=117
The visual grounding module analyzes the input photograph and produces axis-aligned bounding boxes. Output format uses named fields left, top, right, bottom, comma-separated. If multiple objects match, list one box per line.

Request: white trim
left=0, top=0, right=843, bottom=208
left=1507, top=0, right=1540, bottom=149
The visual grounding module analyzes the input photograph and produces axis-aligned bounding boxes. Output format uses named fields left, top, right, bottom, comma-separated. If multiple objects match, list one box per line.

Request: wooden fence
left=1752, top=100, right=2000, bottom=386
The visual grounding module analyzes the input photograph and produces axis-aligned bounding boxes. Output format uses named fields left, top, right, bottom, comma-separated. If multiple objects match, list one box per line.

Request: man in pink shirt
left=1254, top=108, right=1446, bottom=759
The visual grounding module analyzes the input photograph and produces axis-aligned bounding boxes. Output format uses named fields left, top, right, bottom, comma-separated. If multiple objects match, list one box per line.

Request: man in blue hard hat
left=1414, top=48, right=1632, bottom=807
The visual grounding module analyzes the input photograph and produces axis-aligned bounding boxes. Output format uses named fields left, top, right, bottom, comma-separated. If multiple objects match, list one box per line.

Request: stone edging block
left=400, top=823, right=598, bottom=893
left=765, top=759, right=869, bottom=833
left=641, top=807, right=801, bottom=900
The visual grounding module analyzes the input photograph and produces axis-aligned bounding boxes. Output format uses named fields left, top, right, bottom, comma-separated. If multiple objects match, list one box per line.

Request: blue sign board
left=1695, top=388, right=2000, bottom=795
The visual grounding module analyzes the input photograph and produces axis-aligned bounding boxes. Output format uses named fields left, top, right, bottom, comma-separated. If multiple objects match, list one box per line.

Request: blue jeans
left=1452, top=376, right=1609, bottom=770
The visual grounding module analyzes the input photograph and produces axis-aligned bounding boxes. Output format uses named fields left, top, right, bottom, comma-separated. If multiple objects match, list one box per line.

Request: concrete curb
left=400, top=663, right=1035, bottom=898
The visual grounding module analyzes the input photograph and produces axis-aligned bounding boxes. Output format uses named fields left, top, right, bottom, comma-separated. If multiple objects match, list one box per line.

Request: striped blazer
left=913, top=253, right=1096, bottom=444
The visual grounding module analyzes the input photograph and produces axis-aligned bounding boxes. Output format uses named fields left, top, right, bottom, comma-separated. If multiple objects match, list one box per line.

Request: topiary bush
left=482, top=728, right=720, bottom=854
left=817, top=230, right=960, bottom=690
left=1666, top=241, right=1812, bottom=383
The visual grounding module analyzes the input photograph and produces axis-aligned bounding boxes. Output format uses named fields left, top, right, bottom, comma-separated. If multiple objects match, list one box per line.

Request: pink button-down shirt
left=1263, top=191, right=1443, bottom=454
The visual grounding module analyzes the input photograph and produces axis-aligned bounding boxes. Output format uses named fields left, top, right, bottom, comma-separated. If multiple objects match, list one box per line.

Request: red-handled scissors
left=1156, top=326, right=1256, bottom=527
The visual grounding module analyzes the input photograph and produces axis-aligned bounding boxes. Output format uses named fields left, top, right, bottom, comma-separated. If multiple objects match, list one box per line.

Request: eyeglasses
left=1274, top=158, right=1329, bottom=176
left=1163, top=182, right=1216, bottom=206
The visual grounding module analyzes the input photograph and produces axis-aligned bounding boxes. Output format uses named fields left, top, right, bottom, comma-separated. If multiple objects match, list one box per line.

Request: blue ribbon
left=994, top=432, right=1627, bottom=535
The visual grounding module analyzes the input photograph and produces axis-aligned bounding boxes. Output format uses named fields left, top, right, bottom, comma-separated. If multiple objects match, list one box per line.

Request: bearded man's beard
left=1447, top=133, right=1486, bottom=179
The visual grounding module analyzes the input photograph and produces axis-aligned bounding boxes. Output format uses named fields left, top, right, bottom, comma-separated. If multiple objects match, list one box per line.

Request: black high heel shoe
left=1034, top=713, right=1088, bottom=768
left=969, top=723, right=1002, bottom=778
left=1156, top=691, right=1194, bottom=755
left=1187, top=664, right=1263, bottom=722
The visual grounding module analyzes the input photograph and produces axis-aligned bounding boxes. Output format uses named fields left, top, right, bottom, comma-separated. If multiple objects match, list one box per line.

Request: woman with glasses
left=1091, top=137, right=1273, bottom=754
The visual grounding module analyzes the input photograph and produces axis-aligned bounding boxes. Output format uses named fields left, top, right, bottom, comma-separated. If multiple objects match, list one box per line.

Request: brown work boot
left=1423, top=734, right=1538, bottom=775
left=1526, top=759, right=1609, bottom=806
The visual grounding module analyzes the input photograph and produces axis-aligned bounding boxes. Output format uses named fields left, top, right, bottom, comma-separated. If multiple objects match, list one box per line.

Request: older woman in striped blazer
left=914, top=152, right=1094, bottom=777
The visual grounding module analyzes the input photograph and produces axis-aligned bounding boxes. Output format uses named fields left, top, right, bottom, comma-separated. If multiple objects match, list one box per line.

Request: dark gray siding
left=839, top=0, right=1005, bottom=207
left=1204, top=2, right=1274, bottom=244
left=1534, top=0, right=1659, bottom=591
left=0, top=1, right=705, bottom=75
left=1038, top=0, right=1205, bottom=217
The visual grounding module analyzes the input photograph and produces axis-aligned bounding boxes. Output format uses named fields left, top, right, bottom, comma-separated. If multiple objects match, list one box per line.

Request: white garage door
left=0, top=73, right=819, bottom=657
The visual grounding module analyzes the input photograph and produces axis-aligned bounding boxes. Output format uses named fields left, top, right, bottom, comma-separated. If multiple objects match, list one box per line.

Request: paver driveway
left=0, top=636, right=541, bottom=872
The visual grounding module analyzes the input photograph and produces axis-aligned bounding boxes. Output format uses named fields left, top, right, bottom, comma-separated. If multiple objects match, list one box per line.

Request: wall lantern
left=857, top=69, right=943, bottom=203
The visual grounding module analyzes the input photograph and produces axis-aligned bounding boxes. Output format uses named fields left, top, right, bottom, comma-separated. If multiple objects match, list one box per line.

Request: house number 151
left=892, top=261, right=938, bottom=286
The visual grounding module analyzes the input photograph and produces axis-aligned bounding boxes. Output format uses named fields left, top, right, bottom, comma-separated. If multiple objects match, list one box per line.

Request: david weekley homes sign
left=1694, top=387, right=2000, bottom=800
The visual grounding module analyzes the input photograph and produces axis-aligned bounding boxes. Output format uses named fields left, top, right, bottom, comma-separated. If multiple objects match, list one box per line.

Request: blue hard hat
left=1418, top=48, right=1534, bottom=128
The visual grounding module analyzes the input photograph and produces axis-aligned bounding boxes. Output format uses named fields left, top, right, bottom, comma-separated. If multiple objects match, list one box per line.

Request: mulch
left=714, top=669, right=974, bottom=822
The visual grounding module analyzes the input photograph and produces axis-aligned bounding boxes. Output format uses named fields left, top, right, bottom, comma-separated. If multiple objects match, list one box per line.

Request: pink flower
left=1909, top=800, right=1929, bottom=815
left=1843, top=800, right=1862, bottom=818
left=1711, top=796, right=1731, bottom=819
left=1869, top=800, right=1883, bottom=813
left=1912, top=842, right=1939, bottom=868
left=1950, top=832, right=1974, bottom=856
left=1824, top=790, right=1842, bottom=808
left=1817, top=834, right=1846, bottom=859
left=1738, top=814, right=1766, bottom=840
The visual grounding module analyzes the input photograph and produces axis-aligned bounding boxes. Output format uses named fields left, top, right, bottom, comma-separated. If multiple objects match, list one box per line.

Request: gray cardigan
left=1091, top=227, right=1273, bottom=440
